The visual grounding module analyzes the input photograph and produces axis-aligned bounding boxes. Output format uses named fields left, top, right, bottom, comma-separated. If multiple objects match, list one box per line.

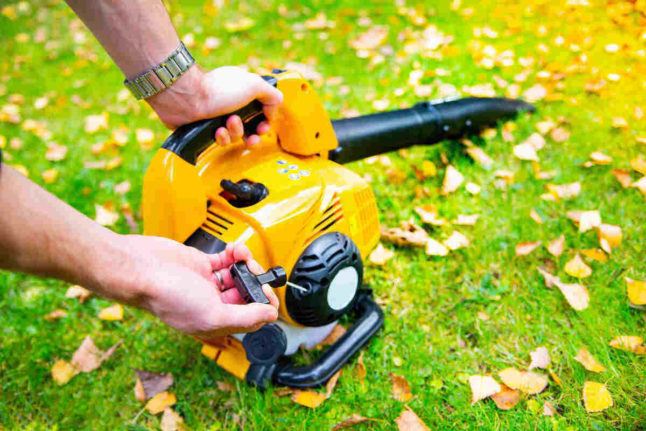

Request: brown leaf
left=632, top=176, right=646, bottom=195
left=84, top=113, right=109, bottom=133
left=490, top=384, right=520, bottom=410
left=95, top=204, right=119, bottom=227
left=574, top=348, right=606, bottom=372
left=325, top=369, right=342, bottom=398
left=550, top=127, right=569, bottom=142
left=498, top=368, right=548, bottom=394
left=516, top=241, right=541, bottom=256
left=355, top=351, right=367, bottom=380
left=45, top=142, right=68, bottom=161
left=134, top=369, right=174, bottom=401
left=529, top=346, right=551, bottom=369
left=523, top=84, right=547, bottom=102
left=587, top=151, right=612, bottom=166
left=368, top=243, right=395, bottom=265
left=331, top=414, right=370, bottom=430
left=160, top=407, right=186, bottom=431
left=322, top=324, right=347, bottom=346
left=395, top=407, right=430, bottom=431
left=547, top=235, right=565, bottom=257
left=44, top=309, right=68, bottom=321
left=216, top=381, right=235, bottom=391
left=465, top=146, right=494, bottom=167
left=612, top=169, right=632, bottom=188
left=135, top=128, right=155, bottom=149
left=583, top=381, right=613, bottom=413
left=291, top=390, right=327, bottom=408
left=469, top=375, right=501, bottom=404
left=390, top=373, right=413, bottom=402
left=538, top=268, right=590, bottom=310
left=145, top=391, right=177, bottom=415
left=543, top=401, right=557, bottom=416
left=525, top=132, right=546, bottom=150
left=441, top=165, right=464, bottom=195
left=381, top=221, right=429, bottom=247
left=71, top=336, right=121, bottom=373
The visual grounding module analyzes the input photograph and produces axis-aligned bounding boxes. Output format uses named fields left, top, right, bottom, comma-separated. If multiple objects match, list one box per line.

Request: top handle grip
left=161, top=75, right=278, bottom=165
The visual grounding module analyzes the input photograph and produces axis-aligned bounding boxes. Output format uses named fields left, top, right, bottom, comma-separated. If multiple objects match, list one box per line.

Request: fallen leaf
left=513, top=142, right=539, bottom=161
left=390, top=373, right=413, bottom=402
left=529, top=209, right=543, bottom=224
left=490, top=384, right=520, bottom=410
left=135, top=128, right=155, bottom=149
left=291, top=390, right=327, bottom=408
left=583, top=382, right=613, bottom=413
left=51, top=360, right=76, bottom=385
left=550, top=127, right=570, bottom=142
left=498, top=368, right=548, bottom=394
left=325, top=369, right=342, bottom=398
left=381, top=222, right=429, bottom=247
left=368, top=243, right=394, bottom=265
left=465, top=146, right=494, bottom=167
left=574, top=348, right=606, bottom=372
left=41, top=168, right=58, bottom=184
left=579, top=211, right=602, bottom=232
left=414, top=205, right=446, bottom=226
left=516, top=241, right=541, bottom=256
left=425, top=238, right=449, bottom=256
left=444, top=231, right=469, bottom=250
left=455, top=214, right=479, bottom=226
left=465, top=182, right=481, bottom=194
left=536, top=119, right=556, bottom=135
left=632, top=176, right=646, bottom=195
left=66, top=285, right=91, bottom=303
left=331, top=414, right=370, bottom=430
left=525, top=133, right=546, bottom=150
left=547, top=182, right=581, bottom=200
left=355, top=351, right=367, bottom=380
left=322, top=324, right=347, bottom=345
left=630, top=156, right=646, bottom=175
left=95, top=204, right=119, bottom=226
left=45, top=142, right=68, bottom=161
left=587, top=151, right=612, bottom=166
left=84, top=112, right=109, bottom=134
left=134, top=377, right=146, bottom=402
left=547, top=235, right=565, bottom=257
left=349, top=26, right=389, bottom=50
left=580, top=249, right=607, bottom=262
left=224, top=16, right=255, bottom=33
left=114, top=180, right=131, bottom=195
left=598, top=224, right=622, bottom=249
left=71, top=336, right=121, bottom=373
left=543, top=401, right=557, bottom=417
left=160, top=407, right=186, bottom=431
left=216, top=381, right=235, bottom=392
left=441, top=165, right=464, bottom=195
left=421, top=160, right=437, bottom=177
left=564, top=254, right=592, bottom=278
left=612, top=169, right=632, bottom=188
left=529, top=346, right=551, bottom=369
left=523, top=84, right=547, bottom=103
left=395, top=406, right=429, bottom=431
left=44, top=309, right=68, bottom=321
left=145, top=391, right=177, bottom=414
left=609, top=336, right=646, bottom=355
left=537, top=268, right=591, bottom=310
left=134, top=369, right=174, bottom=401
left=626, top=278, right=646, bottom=306
left=469, top=375, right=501, bottom=404
left=98, top=304, right=123, bottom=321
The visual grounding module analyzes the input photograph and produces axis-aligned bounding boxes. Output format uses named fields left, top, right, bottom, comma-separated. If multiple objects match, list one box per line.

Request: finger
left=220, top=302, right=278, bottom=333
left=256, top=121, right=271, bottom=135
left=262, top=285, right=280, bottom=309
left=214, top=267, right=234, bottom=289
left=253, top=75, right=283, bottom=109
left=208, top=246, right=234, bottom=270
left=215, top=127, right=230, bottom=146
left=263, top=103, right=280, bottom=122
left=246, top=258, right=265, bottom=275
left=226, top=115, right=244, bottom=142
left=232, top=243, right=253, bottom=262
left=220, top=287, right=246, bottom=305
left=245, top=135, right=262, bottom=146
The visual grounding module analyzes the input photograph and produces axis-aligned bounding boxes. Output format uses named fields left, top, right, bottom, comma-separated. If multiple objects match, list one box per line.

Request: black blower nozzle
left=328, top=97, right=534, bottom=164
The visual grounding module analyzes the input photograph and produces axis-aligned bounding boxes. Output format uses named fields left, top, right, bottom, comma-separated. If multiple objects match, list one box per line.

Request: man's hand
left=147, top=66, right=283, bottom=146
left=116, top=236, right=279, bottom=342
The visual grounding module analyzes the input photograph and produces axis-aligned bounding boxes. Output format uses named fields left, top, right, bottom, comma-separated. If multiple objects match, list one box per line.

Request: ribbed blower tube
left=328, top=97, right=535, bottom=165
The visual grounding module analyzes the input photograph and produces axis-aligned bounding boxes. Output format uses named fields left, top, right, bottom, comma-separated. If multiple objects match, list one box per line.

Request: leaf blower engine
left=142, top=70, right=533, bottom=388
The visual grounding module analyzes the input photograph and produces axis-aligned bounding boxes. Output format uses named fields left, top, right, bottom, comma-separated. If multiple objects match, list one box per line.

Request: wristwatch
left=124, top=42, right=196, bottom=100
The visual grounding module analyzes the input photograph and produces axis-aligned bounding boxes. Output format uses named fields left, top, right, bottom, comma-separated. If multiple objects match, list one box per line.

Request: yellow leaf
left=574, top=348, right=606, bottom=372
left=583, top=381, right=613, bottom=413
left=421, top=160, right=436, bottom=177
left=390, top=373, right=413, bottom=402
left=41, top=168, right=58, bottom=184
left=490, top=384, right=520, bottom=410
left=529, top=346, right=550, bottom=370
left=564, top=254, right=592, bottom=278
left=556, top=280, right=590, bottom=310
left=325, top=369, right=342, bottom=398
left=515, top=241, right=541, bottom=256
left=441, top=165, right=464, bottom=195
left=598, top=224, right=622, bottom=249
left=395, top=407, right=430, bottom=431
left=368, top=243, right=394, bottom=265
left=160, top=407, right=186, bottom=431
left=381, top=222, right=429, bottom=247
left=468, top=375, right=501, bottom=404
left=498, top=368, right=548, bottom=394
left=291, top=390, right=327, bottom=408
left=51, top=360, right=77, bottom=385
left=609, top=336, right=646, bottom=355
left=630, top=156, right=646, bottom=175
left=145, top=391, right=177, bottom=414
left=513, top=142, right=539, bottom=161
left=612, top=169, right=632, bottom=188
left=580, top=249, right=607, bottom=262
left=547, top=235, right=565, bottom=257
left=98, top=304, right=123, bottom=321
left=626, top=278, right=646, bottom=306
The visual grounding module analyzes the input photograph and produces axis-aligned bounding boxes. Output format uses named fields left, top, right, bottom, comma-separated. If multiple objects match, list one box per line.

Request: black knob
left=230, top=262, right=286, bottom=304
left=242, top=323, right=287, bottom=365
left=220, top=179, right=268, bottom=208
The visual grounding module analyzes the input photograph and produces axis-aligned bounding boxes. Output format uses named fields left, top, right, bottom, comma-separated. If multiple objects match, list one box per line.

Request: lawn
left=1, top=0, right=645, bottom=429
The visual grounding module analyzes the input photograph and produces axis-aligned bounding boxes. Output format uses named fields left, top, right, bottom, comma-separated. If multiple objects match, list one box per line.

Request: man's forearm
left=64, top=0, right=180, bottom=78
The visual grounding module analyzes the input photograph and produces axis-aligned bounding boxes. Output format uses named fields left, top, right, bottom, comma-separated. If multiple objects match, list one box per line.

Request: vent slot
left=354, top=187, right=379, bottom=246
left=203, top=208, right=234, bottom=237
left=306, top=194, right=343, bottom=244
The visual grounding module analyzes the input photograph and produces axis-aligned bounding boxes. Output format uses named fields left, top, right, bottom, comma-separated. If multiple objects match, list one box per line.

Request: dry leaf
left=525, top=133, right=546, bottom=150
left=160, top=407, right=186, bottom=431
left=216, top=381, right=235, bottom=392
left=45, top=142, right=68, bottom=161
left=44, top=309, right=67, bottom=321
left=381, top=222, right=429, bottom=247
left=114, top=180, right=131, bottom=195
left=523, top=84, right=547, bottom=102
left=421, top=160, right=436, bottom=177
left=466, top=146, right=494, bottom=167
left=583, top=382, right=613, bottom=413
left=469, top=375, right=501, bottom=404
left=612, top=169, right=632, bottom=188
left=580, top=249, right=607, bottom=262
left=498, top=368, right=548, bottom=394
left=325, top=369, right=342, bottom=398
left=369, top=243, right=395, bottom=265
left=455, top=214, right=479, bottom=226
left=135, top=128, right=155, bottom=149
left=414, top=205, right=446, bottom=226
left=564, top=254, right=592, bottom=278
left=42, top=168, right=58, bottom=184
left=145, top=391, right=177, bottom=414
left=547, top=235, right=565, bottom=257
left=547, top=182, right=581, bottom=200
left=538, top=268, right=591, bottom=310
left=536, top=120, right=556, bottom=135
left=465, top=182, right=481, bottom=194
left=588, top=151, right=612, bottom=165
left=441, top=165, right=464, bottom=195
left=529, top=346, right=551, bottom=369
left=529, top=209, right=543, bottom=224
left=444, top=231, right=469, bottom=250
left=516, top=241, right=541, bottom=256
left=291, top=390, right=327, bottom=409
left=631, top=156, right=646, bottom=175
left=71, top=336, right=121, bottom=373
left=331, top=414, right=370, bottom=430
left=578, top=211, right=602, bottom=232
left=322, top=324, right=347, bottom=346
left=395, top=407, right=429, bottom=431
left=134, top=369, right=174, bottom=401
left=543, top=401, right=557, bottom=416
left=550, top=127, right=570, bottom=142
left=513, top=142, right=539, bottom=161
left=66, top=285, right=91, bottom=303
left=632, top=176, right=646, bottom=195
left=355, top=351, right=366, bottom=380
left=84, top=113, right=109, bottom=134
left=574, top=348, right=606, bottom=372
left=490, top=384, right=520, bottom=410
left=98, top=304, right=123, bottom=321
left=94, top=204, right=119, bottom=227
left=609, top=336, right=646, bottom=355
left=390, top=373, right=413, bottom=402
left=598, top=224, right=622, bottom=249
left=349, top=26, right=388, bottom=50
left=426, top=238, right=449, bottom=256
left=626, top=278, right=646, bottom=306
left=134, top=377, right=146, bottom=402
left=51, top=360, right=76, bottom=385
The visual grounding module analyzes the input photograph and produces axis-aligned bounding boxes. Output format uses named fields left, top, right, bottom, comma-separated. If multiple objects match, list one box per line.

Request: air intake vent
left=354, top=187, right=379, bottom=246
left=306, top=194, right=343, bottom=244
left=203, top=208, right=233, bottom=237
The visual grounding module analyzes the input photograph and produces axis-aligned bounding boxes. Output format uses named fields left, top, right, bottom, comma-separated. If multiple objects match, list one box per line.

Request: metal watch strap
left=124, top=42, right=195, bottom=100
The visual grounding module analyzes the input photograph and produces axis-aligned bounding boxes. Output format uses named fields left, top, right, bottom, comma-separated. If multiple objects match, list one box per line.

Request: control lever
left=230, top=262, right=286, bottom=304
left=220, top=179, right=268, bottom=208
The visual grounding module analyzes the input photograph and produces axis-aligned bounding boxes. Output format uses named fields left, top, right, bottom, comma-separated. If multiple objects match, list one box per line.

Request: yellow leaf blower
left=142, top=69, right=533, bottom=388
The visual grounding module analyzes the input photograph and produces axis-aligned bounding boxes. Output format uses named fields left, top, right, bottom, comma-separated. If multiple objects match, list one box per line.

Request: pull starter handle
left=230, top=262, right=286, bottom=304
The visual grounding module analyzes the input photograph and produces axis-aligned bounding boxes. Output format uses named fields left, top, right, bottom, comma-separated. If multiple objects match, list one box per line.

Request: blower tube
left=328, top=97, right=534, bottom=165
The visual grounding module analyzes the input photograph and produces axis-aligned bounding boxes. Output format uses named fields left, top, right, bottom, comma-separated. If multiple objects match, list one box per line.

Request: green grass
left=1, top=0, right=645, bottom=429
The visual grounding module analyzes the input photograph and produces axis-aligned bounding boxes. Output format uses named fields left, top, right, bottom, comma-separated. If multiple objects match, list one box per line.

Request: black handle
left=161, top=75, right=278, bottom=165
left=230, top=261, right=286, bottom=304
